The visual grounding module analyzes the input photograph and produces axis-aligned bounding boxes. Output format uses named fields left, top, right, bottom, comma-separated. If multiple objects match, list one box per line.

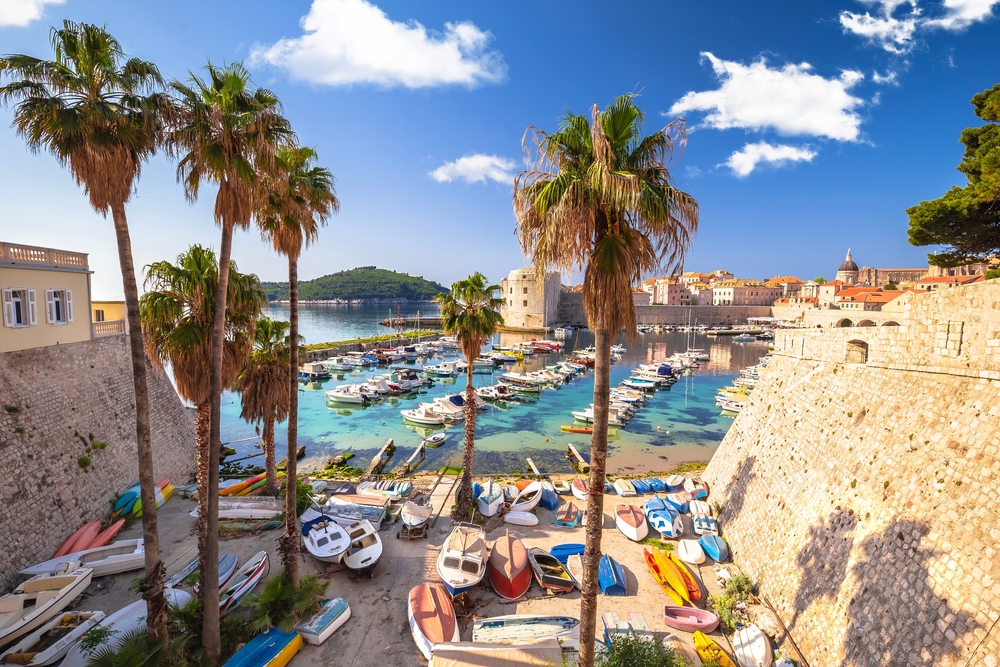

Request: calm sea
left=218, top=303, right=768, bottom=476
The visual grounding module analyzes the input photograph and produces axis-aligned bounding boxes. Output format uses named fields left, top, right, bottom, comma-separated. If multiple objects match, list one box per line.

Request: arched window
left=882, top=321, right=900, bottom=327
left=837, top=318, right=853, bottom=328
left=858, top=320, right=875, bottom=327
left=846, top=339, right=869, bottom=363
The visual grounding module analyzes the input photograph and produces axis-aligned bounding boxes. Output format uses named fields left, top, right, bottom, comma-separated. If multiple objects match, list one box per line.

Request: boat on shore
left=0, top=567, right=93, bottom=648
left=0, top=611, right=105, bottom=667
left=678, top=539, right=707, bottom=565
left=571, top=478, right=588, bottom=502
left=294, top=598, right=351, bottom=646
left=643, top=549, right=684, bottom=606
left=700, top=534, right=728, bottom=562
left=477, top=480, right=504, bottom=517
left=400, top=502, right=432, bottom=528
left=527, top=548, right=576, bottom=593
left=504, top=511, right=538, bottom=526
left=342, top=520, right=382, bottom=577
left=555, top=502, right=580, bottom=527
left=408, top=583, right=459, bottom=661
left=733, top=624, right=772, bottom=667
left=219, top=551, right=267, bottom=613
left=614, top=504, right=648, bottom=542
left=20, top=540, right=144, bottom=578
left=437, top=524, right=487, bottom=596
left=221, top=628, right=302, bottom=667
left=664, top=607, right=720, bottom=633
left=693, top=631, right=737, bottom=667
left=488, top=531, right=532, bottom=600
left=598, top=555, right=627, bottom=596
left=302, top=515, right=351, bottom=564
left=472, top=615, right=580, bottom=644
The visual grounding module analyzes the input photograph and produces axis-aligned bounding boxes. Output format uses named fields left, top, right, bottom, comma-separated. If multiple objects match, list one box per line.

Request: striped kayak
left=133, top=483, right=174, bottom=517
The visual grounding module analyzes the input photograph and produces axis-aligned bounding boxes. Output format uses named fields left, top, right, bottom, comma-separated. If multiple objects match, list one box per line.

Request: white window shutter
left=65, top=290, right=73, bottom=322
left=45, top=289, right=55, bottom=323
left=2, top=289, right=12, bottom=328
left=27, top=290, right=37, bottom=325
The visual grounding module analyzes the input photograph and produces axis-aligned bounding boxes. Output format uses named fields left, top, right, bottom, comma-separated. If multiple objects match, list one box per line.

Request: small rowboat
left=0, top=611, right=105, bottom=667
left=689, top=499, right=711, bottom=516
left=488, top=531, right=532, bottom=600
left=664, top=474, right=685, bottom=492
left=408, top=583, right=459, bottom=661
left=664, top=607, right=720, bottom=633
left=614, top=504, right=648, bottom=542
left=666, top=551, right=702, bottom=602
left=0, top=568, right=93, bottom=648
left=21, top=540, right=144, bottom=578
left=553, top=480, right=571, bottom=494
left=566, top=554, right=584, bottom=588
left=400, top=502, right=432, bottom=528
left=424, top=433, right=446, bottom=447
left=560, top=425, right=593, bottom=434
left=645, top=549, right=688, bottom=604
left=219, top=551, right=267, bottom=613
left=598, top=555, right=627, bottom=596
left=631, top=479, right=651, bottom=494
left=646, top=477, right=666, bottom=493
left=504, top=511, right=538, bottom=526
left=664, top=492, right=689, bottom=513
left=510, top=482, right=543, bottom=512
left=472, top=615, right=580, bottom=644
left=613, top=479, right=636, bottom=497
left=555, top=502, right=581, bottom=527
left=643, top=494, right=666, bottom=516
left=733, top=623, right=772, bottom=667
left=294, top=598, right=351, bottom=645
left=678, top=539, right=707, bottom=565
left=527, top=548, right=576, bottom=593
left=649, top=509, right=684, bottom=539
left=477, top=480, right=504, bottom=517
left=221, top=628, right=301, bottom=667
left=571, top=478, right=588, bottom=502
left=539, top=484, right=560, bottom=511
left=700, top=534, right=729, bottom=562
left=693, top=631, right=736, bottom=667
left=663, top=633, right=702, bottom=667
left=693, top=514, right=719, bottom=536
left=684, top=477, right=709, bottom=499
left=549, top=543, right=585, bottom=564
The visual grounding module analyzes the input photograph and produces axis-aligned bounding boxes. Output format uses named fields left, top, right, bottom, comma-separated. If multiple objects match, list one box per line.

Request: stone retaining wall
left=0, top=335, right=195, bottom=590
left=703, top=280, right=1000, bottom=666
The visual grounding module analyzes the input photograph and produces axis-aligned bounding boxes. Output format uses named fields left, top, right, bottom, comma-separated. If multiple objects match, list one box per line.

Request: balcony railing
left=1, top=242, right=89, bottom=271
left=93, top=320, right=126, bottom=337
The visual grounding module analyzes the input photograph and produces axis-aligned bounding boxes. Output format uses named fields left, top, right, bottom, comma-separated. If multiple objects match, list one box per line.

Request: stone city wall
left=302, top=333, right=443, bottom=363
left=771, top=305, right=904, bottom=329
left=703, top=280, right=1000, bottom=667
left=556, top=292, right=771, bottom=327
left=0, top=335, right=195, bottom=590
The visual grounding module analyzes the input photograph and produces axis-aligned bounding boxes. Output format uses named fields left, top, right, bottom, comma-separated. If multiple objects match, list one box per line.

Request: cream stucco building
left=499, top=269, right=562, bottom=329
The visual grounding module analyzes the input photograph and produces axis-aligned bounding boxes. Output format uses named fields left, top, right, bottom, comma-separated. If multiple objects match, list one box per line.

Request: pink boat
left=663, top=606, right=720, bottom=633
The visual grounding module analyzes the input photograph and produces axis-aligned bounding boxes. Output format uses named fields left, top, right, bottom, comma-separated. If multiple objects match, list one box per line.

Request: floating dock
left=566, top=444, right=590, bottom=473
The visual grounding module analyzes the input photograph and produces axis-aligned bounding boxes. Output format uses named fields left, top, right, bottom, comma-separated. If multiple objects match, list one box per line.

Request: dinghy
left=678, top=539, right=707, bottom=565
left=553, top=480, right=571, bottom=495
left=342, top=520, right=382, bottom=577
left=527, top=548, right=577, bottom=593
left=423, top=432, right=446, bottom=448
left=733, top=623, right=772, bottom=667
left=693, top=513, right=719, bottom=536
left=400, top=502, right=432, bottom=528
left=666, top=551, right=702, bottom=602
left=196, top=554, right=239, bottom=593
left=598, top=555, right=627, bottom=596
left=437, top=524, right=487, bottom=596
left=539, top=485, right=560, bottom=511
left=663, top=633, right=702, bottom=667
left=700, top=534, right=728, bottom=562
left=642, top=494, right=666, bottom=516
left=693, top=631, right=737, bottom=667
left=408, top=583, right=459, bottom=661
left=684, top=477, right=709, bottom=499
left=327, top=481, right=356, bottom=495
left=664, top=493, right=690, bottom=513
left=220, top=628, right=301, bottom=667
left=689, top=499, right=711, bottom=516
left=548, top=543, right=585, bottom=563
left=571, top=478, right=588, bottom=502
left=664, top=474, right=685, bottom=492
left=0, top=567, right=92, bottom=648
left=613, top=479, right=636, bottom=497
left=477, top=480, right=504, bottom=517
left=614, top=504, right=648, bottom=542
left=504, top=511, right=538, bottom=526
left=219, top=551, right=268, bottom=613
left=294, top=598, right=350, bottom=646
left=643, top=549, right=685, bottom=606
left=646, top=478, right=666, bottom=493
left=510, top=481, right=542, bottom=512
left=302, top=515, right=351, bottom=564
left=488, top=531, right=532, bottom=600
left=20, top=540, right=144, bottom=577
left=0, top=611, right=105, bottom=667
left=664, top=607, right=720, bottom=633
left=630, top=479, right=651, bottom=494
left=555, top=502, right=581, bottom=527
left=472, top=615, right=580, bottom=644
left=648, top=509, right=684, bottom=539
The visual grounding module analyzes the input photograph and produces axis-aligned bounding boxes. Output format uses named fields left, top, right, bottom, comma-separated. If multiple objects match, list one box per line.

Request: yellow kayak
left=643, top=549, right=685, bottom=606
left=693, top=631, right=736, bottom=667
left=653, top=548, right=691, bottom=603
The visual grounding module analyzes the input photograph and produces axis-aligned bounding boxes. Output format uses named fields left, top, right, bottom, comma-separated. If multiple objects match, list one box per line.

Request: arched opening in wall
left=882, top=321, right=900, bottom=327
left=857, top=319, right=876, bottom=327
left=837, top=318, right=853, bottom=328
left=846, top=339, right=869, bottom=364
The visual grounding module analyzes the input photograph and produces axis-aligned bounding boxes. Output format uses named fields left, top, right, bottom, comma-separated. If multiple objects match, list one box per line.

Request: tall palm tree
left=139, top=245, right=264, bottom=641
left=513, top=95, right=698, bottom=667
left=237, top=317, right=292, bottom=496
left=258, top=146, right=338, bottom=585
left=434, top=273, right=504, bottom=519
left=0, top=22, right=171, bottom=640
left=166, top=62, right=292, bottom=655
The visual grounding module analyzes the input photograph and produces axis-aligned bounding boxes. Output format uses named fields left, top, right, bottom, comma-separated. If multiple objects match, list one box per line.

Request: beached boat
left=20, top=540, right=144, bottom=578
left=630, top=479, right=651, bottom=494
left=52, top=521, right=101, bottom=559
left=527, top=548, right=576, bottom=593
left=477, top=480, right=504, bottom=517
left=302, top=515, right=351, bottom=564
left=193, top=496, right=284, bottom=521
left=320, top=498, right=386, bottom=530
left=643, top=494, right=666, bottom=515
left=643, top=550, right=685, bottom=606
left=488, top=531, right=531, bottom=600
left=678, top=539, right=707, bottom=565
left=683, top=477, right=709, bottom=499
left=510, top=481, right=542, bottom=512
left=472, top=615, right=580, bottom=644
left=613, top=479, right=636, bottom=497
left=664, top=475, right=685, bottom=492
left=294, top=598, right=351, bottom=646
left=598, top=555, right=627, bottom=596
left=733, top=624, right=772, bottom=667
left=614, top=504, right=648, bottom=542
left=0, top=567, right=92, bottom=648
left=571, top=478, right=588, bottom=502
left=555, top=502, right=581, bottom=527
left=430, top=639, right=563, bottom=666
left=539, top=484, right=560, bottom=511
left=0, top=611, right=105, bottom=667
left=221, top=628, right=301, bottom=667
left=664, top=492, right=690, bottom=513
left=408, top=583, right=459, bottom=660
left=648, top=509, right=684, bottom=539
left=326, top=481, right=356, bottom=495
left=548, top=544, right=584, bottom=564
left=552, top=480, right=571, bottom=494
left=437, top=524, right=487, bottom=596
left=693, top=513, right=719, bottom=536
left=219, top=551, right=267, bottom=613
left=400, top=502, right=432, bottom=528
left=664, top=607, right=720, bottom=634
left=689, top=499, right=711, bottom=516
left=693, top=631, right=737, bottom=667
left=89, top=519, right=126, bottom=549
left=646, top=477, right=666, bottom=492
left=666, top=551, right=702, bottom=602
left=566, top=555, right=583, bottom=588
left=504, top=511, right=538, bottom=526
left=663, top=633, right=703, bottom=667
left=700, top=534, right=728, bottom=562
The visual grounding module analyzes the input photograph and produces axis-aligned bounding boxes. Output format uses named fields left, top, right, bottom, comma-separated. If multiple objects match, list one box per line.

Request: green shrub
left=597, top=632, right=685, bottom=667
left=725, top=573, right=754, bottom=601
left=708, top=593, right=740, bottom=634
left=241, top=572, right=329, bottom=634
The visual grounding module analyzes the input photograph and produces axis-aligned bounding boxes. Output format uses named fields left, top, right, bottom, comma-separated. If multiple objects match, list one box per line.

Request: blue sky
left=1, top=0, right=998, bottom=298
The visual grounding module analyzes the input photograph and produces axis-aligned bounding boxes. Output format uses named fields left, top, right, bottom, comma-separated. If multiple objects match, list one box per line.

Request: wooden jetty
left=567, top=444, right=590, bottom=473
left=400, top=440, right=426, bottom=475
left=362, top=438, right=396, bottom=479
left=706, top=328, right=763, bottom=337
left=526, top=458, right=541, bottom=477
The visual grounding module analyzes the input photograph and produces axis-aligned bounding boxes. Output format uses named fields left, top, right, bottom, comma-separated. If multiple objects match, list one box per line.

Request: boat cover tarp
left=429, top=638, right=562, bottom=667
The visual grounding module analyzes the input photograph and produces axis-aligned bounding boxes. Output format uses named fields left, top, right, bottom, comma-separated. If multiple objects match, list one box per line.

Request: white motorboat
left=400, top=502, right=432, bottom=528
left=342, top=520, right=382, bottom=577
left=19, top=540, right=144, bottom=578
left=320, top=356, right=353, bottom=371
left=423, top=360, right=461, bottom=377
left=302, top=514, right=351, bottom=564
left=510, top=481, right=542, bottom=512
left=325, top=384, right=370, bottom=404
left=401, top=406, right=445, bottom=426
left=0, top=611, right=105, bottom=667
left=436, top=523, right=488, bottom=596
left=0, top=567, right=93, bottom=648
left=422, top=432, right=446, bottom=448
left=477, top=480, right=504, bottom=517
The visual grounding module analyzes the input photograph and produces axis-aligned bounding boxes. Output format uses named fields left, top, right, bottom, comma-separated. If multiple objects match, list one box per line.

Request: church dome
left=838, top=249, right=858, bottom=272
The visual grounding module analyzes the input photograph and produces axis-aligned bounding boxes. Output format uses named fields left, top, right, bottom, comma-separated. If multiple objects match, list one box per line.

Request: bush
left=725, top=573, right=754, bottom=602
left=597, top=633, right=685, bottom=667
left=708, top=593, right=739, bottom=634
left=241, top=572, right=329, bottom=634
left=279, top=478, right=315, bottom=517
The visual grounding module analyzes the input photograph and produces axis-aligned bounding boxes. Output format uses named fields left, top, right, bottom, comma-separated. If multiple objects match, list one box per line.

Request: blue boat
left=648, top=509, right=683, bottom=538
left=221, top=629, right=302, bottom=667
left=539, top=488, right=560, bottom=511
left=549, top=543, right=585, bottom=564
left=700, top=534, right=729, bottom=562
left=663, top=492, right=690, bottom=513
left=604, top=481, right=613, bottom=494
left=294, top=598, right=351, bottom=645
left=646, top=477, right=666, bottom=492
left=394, top=481, right=412, bottom=496
left=642, top=494, right=666, bottom=516
left=631, top=479, right=651, bottom=494
left=598, top=554, right=627, bottom=596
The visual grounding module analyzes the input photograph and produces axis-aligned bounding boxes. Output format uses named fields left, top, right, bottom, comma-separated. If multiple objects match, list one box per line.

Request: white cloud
left=250, top=0, right=506, bottom=88
left=926, top=0, right=1000, bottom=28
left=840, top=0, right=1000, bottom=52
left=0, top=0, right=65, bottom=27
left=429, top=154, right=514, bottom=184
left=668, top=53, right=866, bottom=142
left=872, top=69, right=899, bottom=84
left=723, top=142, right=818, bottom=177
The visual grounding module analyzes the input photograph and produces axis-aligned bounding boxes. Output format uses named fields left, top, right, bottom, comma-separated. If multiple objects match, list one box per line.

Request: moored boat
left=0, top=568, right=92, bottom=648
left=664, top=607, right=720, bottom=633
left=472, top=615, right=580, bottom=644
left=488, top=531, right=532, bottom=600
left=733, top=623, right=772, bottom=667
left=598, top=554, right=627, bottom=596
left=700, top=534, right=729, bottom=562
left=294, top=598, right=351, bottom=646
left=436, top=524, right=487, bottom=596
left=527, top=548, right=576, bottom=593
left=407, top=583, right=459, bottom=660
left=614, top=504, right=648, bottom=542
left=0, top=611, right=105, bottom=667
left=220, top=628, right=302, bottom=667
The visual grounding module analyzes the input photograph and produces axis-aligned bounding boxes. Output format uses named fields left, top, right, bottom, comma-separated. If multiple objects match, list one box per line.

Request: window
left=522, top=300, right=528, bottom=307
left=45, top=289, right=73, bottom=324
left=509, top=287, right=513, bottom=294
left=523, top=287, right=528, bottom=294
left=2, top=288, right=37, bottom=327
left=94, top=309, right=105, bottom=322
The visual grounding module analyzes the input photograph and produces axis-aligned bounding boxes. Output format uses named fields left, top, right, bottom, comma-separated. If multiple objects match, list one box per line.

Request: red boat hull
left=488, top=560, right=533, bottom=600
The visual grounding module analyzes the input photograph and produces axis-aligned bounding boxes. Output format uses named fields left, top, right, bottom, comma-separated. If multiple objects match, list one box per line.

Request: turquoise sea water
left=219, top=304, right=769, bottom=476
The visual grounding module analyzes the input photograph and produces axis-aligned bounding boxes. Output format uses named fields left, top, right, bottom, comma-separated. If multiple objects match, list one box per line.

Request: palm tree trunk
left=109, top=202, right=167, bottom=641
left=460, top=365, right=476, bottom=520
left=194, top=401, right=211, bottom=582
left=578, top=326, right=611, bottom=667
left=263, top=415, right=277, bottom=496
left=203, top=222, right=233, bottom=661
left=280, top=256, right=300, bottom=586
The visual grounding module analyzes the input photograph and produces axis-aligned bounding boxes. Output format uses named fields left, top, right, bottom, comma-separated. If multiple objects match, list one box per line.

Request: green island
left=262, top=266, right=448, bottom=302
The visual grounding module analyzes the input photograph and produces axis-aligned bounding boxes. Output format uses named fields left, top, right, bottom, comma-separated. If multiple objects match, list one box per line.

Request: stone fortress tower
left=835, top=248, right=860, bottom=284
left=499, top=268, right=561, bottom=329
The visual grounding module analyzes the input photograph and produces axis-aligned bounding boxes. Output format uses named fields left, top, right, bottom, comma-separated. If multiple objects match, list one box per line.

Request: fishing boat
left=472, top=615, right=580, bottom=644
left=598, top=555, right=627, bottom=596
left=294, top=598, right=351, bottom=646
left=477, top=480, right=504, bottom=517
left=552, top=480, right=571, bottom=494
left=678, top=539, right=707, bottom=565
left=0, top=567, right=92, bottom=648
left=548, top=544, right=585, bottom=564
left=555, top=502, right=581, bottom=527
left=527, top=548, right=576, bottom=593
left=643, top=550, right=685, bottom=606
left=662, top=633, right=703, bottom=667
left=648, top=508, right=684, bottom=539
left=504, top=511, right=538, bottom=526
left=219, top=551, right=268, bottom=613
left=693, top=631, right=737, bottom=667
left=510, top=481, right=542, bottom=512
left=571, top=478, right=588, bottom=502
left=408, top=583, right=459, bottom=661
left=700, top=534, right=728, bottom=562
left=488, top=531, right=532, bottom=600
left=683, top=477, right=709, bottom=499
left=614, top=504, right=648, bottom=542
left=666, top=551, right=702, bottom=602
left=341, top=520, right=382, bottom=577
left=302, top=515, right=351, bottom=564
left=693, top=513, right=719, bottom=536
left=664, top=607, right=720, bottom=633
left=437, top=524, right=487, bottom=596
left=20, top=540, right=144, bottom=578
left=664, top=492, right=690, bottom=513
left=733, top=624, right=772, bottom=667
left=221, top=628, right=302, bottom=667
left=664, top=475, right=685, bottom=492
left=613, top=479, right=636, bottom=497
left=0, top=611, right=105, bottom=667
left=400, top=502, right=432, bottom=528
left=689, top=499, right=711, bottom=516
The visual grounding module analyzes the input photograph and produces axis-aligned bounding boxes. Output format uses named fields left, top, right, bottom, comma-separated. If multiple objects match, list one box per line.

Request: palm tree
left=237, top=318, right=292, bottom=496
left=513, top=94, right=698, bottom=667
left=166, top=62, right=292, bottom=655
left=0, top=22, right=171, bottom=640
left=257, top=146, right=338, bottom=584
left=139, top=245, right=265, bottom=642
left=434, top=273, right=504, bottom=519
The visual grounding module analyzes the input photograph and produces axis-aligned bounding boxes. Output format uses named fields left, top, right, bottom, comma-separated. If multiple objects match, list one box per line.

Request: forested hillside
left=262, top=266, right=448, bottom=301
